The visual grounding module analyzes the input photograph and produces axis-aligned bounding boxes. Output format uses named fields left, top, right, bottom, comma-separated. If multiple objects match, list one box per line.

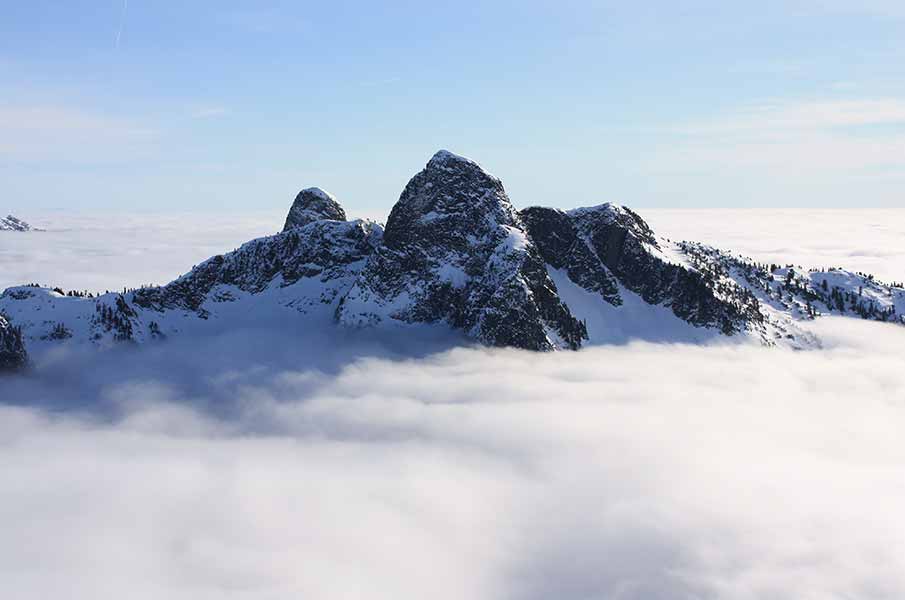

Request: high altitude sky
left=2, top=1, right=905, bottom=216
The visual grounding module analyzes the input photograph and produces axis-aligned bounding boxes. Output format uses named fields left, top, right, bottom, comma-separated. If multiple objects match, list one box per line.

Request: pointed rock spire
left=282, top=187, right=347, bottom=232
left=382, top=149, right=518, bottom=249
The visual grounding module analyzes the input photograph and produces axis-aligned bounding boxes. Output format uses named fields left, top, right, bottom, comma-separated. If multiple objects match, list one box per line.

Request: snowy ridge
left=677, top=242, right=905, bottom=332
left=0, top=215, right=38, bottom=232
left=0, top=217, right=383, bottom=359
left=1, top=150, right=903, bottom=368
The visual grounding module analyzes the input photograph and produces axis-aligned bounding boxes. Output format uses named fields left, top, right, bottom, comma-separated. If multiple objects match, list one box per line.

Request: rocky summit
left=283, top=188, right=348, bottom=231
left=336, top=150, right=587, bottom=350
left=1, top=149, right=903, bottom=368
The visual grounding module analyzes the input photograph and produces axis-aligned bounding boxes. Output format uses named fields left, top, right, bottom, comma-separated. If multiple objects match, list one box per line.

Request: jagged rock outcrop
left=336, top=150, right=587, bottom=350
left=1, top=215, right=35, bottom=232
left=0, top=313, right=28, bottom=372
left=134, top=219, right=382, bottom=316
left=283, top=188, right=347, bottom=231
left=519, top=207, right=622, bottom=305
left=522, top=204, right=760, bottom=335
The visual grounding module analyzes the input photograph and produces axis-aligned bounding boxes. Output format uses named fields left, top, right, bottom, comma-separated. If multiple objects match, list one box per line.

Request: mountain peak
left=428, top=148, right=477, bottom=165
left=425, top=149, right=497, bottom=178
left=282, top=188, right=347, bottom=231
left=337, top=150, right=587, bottom=350
left=381, top=149, right=513, bottom=248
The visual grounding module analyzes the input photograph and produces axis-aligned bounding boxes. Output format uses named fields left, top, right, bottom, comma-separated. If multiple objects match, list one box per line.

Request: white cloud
left=0, top=211, right=283, bottom=292
left=674, top=99, right=905, bottom=135
left=795, top=0, right=905, bottom=18
left=830, top=81, right=859, bottom=91
left=216, top=9, right=311, bottom=35
left=359, top=77, right=402, bottom=88
left=0, top=105, right=157, bottom=163
left=4, top=209, right=903, bottom=293
left=644, top=208, right=905, bottom=283
left=647, top=98, right=905, bottom=178
left=3, top=209, right=905, bottom=598
left=725, top=59, right=805, bottom=75
left=191, top=106, right=230, bottom=119
left=1, top=317, right=905, bottom=599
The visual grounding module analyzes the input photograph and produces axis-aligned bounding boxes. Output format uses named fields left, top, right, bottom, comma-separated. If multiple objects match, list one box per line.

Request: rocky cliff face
left=519, top=206, right=622, bottom=306
left=0, top=314, right=28, bottom=372
left=336, top=150, right=587, bottom=350
left=521, top=204, right=762, bottom=335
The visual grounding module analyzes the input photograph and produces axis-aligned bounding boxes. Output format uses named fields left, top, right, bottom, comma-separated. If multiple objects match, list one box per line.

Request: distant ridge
left=0, top=215, right=39, bottom=232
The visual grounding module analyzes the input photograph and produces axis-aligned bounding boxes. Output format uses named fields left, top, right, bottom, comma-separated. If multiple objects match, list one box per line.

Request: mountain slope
left=0, top=192, right=382, bottom=359
left=521, top=205, right=764, bottom=336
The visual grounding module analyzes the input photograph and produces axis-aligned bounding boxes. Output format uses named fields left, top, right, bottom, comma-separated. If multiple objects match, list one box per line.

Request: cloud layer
left=0, top=211, right=283, bottom=292
left=3, top=210, right=905, bottom=598
left=3, top=209, right=904, bottom=292
left=646, top=208, right=905, bottom=283
left=2, top=316, right=905, bottom=599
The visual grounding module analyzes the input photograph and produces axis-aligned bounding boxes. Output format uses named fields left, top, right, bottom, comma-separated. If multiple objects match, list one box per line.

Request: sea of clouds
left=645, top=208, right=905, bottom=283
left=0, top=210, right=284, bottom=292
left=1, top=210, right=905, bottom=599
left=2, top=208, right=904, bottom=291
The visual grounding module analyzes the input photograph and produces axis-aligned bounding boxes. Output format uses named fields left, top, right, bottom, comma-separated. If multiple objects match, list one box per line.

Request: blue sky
left=2, top=0, right=905, bottom=216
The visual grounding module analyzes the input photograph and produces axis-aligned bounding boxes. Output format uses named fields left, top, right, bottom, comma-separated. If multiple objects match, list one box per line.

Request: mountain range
left=1, top=150, right=903, bottom=372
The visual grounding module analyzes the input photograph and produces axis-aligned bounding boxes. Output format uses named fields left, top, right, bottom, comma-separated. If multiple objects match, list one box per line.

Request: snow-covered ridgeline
left=2, top=150, right=903, bottom=369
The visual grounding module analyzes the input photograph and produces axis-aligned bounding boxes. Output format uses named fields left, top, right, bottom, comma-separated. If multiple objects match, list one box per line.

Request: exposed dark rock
left=573, top=205, right=756, bottom=333
left=337, top=150, right=587, bottom=350
left=519, top=207, right=621, bottom=305
left=522, top=203, right=760, bottom=335
left=283, top=188, right=347, bottom=231
left=135, top=219, right=382, bottom=314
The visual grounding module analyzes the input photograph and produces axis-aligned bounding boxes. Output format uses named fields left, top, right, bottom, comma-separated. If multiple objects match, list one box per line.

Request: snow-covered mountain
left=0, top=215, right=37, bottom=232
left=1, top=150, right=903, bottom=369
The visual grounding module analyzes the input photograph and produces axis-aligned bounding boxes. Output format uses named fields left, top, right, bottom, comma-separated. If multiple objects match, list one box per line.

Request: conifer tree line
left=677, top=242, right=903, bottom=325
